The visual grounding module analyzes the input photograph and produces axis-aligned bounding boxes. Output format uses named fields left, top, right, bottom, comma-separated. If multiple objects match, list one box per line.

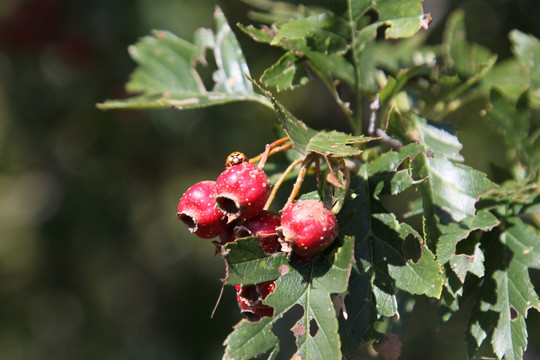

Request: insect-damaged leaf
left=467, top=217, right=540, bottom=360
left=339, top=175, right=443, bottom=357
left=98, top=7, right=270, bottom=110
left=388, top=114, right=497, bottom=313
left=223, top=236, right=355, bottom=360
left=365, top=143, right=426, bottom=197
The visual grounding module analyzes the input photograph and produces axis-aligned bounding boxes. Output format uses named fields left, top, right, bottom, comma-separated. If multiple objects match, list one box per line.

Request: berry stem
left=250, top=137, right=292, bottom=167
left=283, top=155, right=316, bottom=210
left=263, top=156, right=304, bottom=211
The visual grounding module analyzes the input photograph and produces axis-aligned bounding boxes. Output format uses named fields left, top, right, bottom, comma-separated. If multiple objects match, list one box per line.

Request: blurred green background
left=0, top=0, right=538, bottom=359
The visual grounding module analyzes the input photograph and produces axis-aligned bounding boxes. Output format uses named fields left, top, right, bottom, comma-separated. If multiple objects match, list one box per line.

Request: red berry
left=235, top=281, right=275, bottom=321
left=218, top=218, right=245, bottom=246
left=234, top=210, right=281, bottom=254
left=256, top=280, right=276, bottom=299
left=215, top=162, right=271, bottom=222
left=278, top=200, right=339, bottom=260
left=177, top=181, right=227, bottom=239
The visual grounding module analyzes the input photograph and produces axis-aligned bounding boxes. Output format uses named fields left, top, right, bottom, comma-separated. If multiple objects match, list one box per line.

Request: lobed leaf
left=259, top=87, right=376, bottom=157
left=98, top=7, right=270, bottom=110
left=387, top=114, right=498, bottom=317
left=306, top=130, right=375, bottom=157
left=366, top=143, right=425, bottom=197
left=260, top=52, right=310, bottom=91
left=347, top=0, right=426, bottom=94
left=436, top=209, right=500, bottom=266
left=223, top=236, right=355, bottom=360
left=339, top=174, right=443, bottom=357
left=405, top=115, right=495, bottom=223
left=468, top=217, right=540, bottom=360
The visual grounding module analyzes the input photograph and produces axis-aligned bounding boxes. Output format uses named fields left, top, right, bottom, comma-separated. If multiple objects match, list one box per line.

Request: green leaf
left=378, top=65, right=431, bottom=126
left=436, top=209, right=499, bottom=266
left=239, top=12, right=356, bottom=86
left=366, top=143, right=426, bottom=197
left=262, top=90, right=317, bottom=153
left=510, top=30, right=540, bottom=90
left=223, top=236, right=355, bottom=360
left=260, top=52, right=310, bottom=91
left=347, top=0, right=426, bottom=93
left=223, top=237, right=288, bottom=285
left=468, top=217, right=540, bottom=360
left=269, top=13, right=349, bottom=54
left=242, top=0, right=324, bottom=24
left=479, top=179, right=540, bottom=217
left=258, top=87, right=376, bottom=157
left=373, top=212, right=443, bottom=298
left=486, top=89, right=535, bottom=172
left=98, top=7, right=270, bottom=110
left=407, top=115, right=496, bottom=224
left=442, top=10, right=494, bottom=77
left=480, top=58, right=530, bottom=100
left=350, top=0, right=426, bottom=48
left=339, top=174, right=443, bottom=357
left=389, top=114, right=498, bottom=314
left=450, top=242, right=484, bottom=283
left=306, top=131, right=375, bottom=157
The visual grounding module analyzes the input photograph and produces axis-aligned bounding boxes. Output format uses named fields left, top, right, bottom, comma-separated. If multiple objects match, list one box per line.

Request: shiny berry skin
left=234, top=210, right=281, bottom=254
left=278, top=200, right=339, bottom=259
left=177, top=181, right=227, bottom=239
left=256, top=280, right=276, bottom=299
left=215, top=162, right=271, bottom=222
left=235, top=281, right=276, bottom=321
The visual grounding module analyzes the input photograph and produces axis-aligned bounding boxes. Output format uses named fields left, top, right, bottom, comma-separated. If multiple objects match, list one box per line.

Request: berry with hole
left=234, top=210, right=281, bottom=254
left=215, top=162, right=271, bottom=222
left=235, top=281, right=275, bottom=321
left=177, top=181, right=227, bottom=239
left=256, top=280, right=276, bottom=299
left=278, top=199, right=338, bottom=260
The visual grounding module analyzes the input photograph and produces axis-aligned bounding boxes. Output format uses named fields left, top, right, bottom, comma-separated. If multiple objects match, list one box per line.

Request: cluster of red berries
left=177, top=152, right=339, bottom=320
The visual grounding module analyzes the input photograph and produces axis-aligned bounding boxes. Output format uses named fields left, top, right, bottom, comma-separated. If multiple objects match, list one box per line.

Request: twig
left=283, top=155, right=315, bottom=210
left=263, top=157, right=304, bottom=210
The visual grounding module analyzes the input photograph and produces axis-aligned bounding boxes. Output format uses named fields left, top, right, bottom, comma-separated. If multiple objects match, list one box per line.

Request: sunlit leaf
left=366, top=143, right=425, bottom=197
left=98, top=7, right=270, bottom=110
left=407, top=115, right=495, bottom=223
left=306, top=131, right=375, bottom=157
left=223, top=237, right=288, bottom=285
left=386, top=114, right=498, bottom=318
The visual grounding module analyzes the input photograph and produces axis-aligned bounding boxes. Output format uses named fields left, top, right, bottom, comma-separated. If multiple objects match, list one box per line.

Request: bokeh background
left=0, top=0, right=539, bottom=359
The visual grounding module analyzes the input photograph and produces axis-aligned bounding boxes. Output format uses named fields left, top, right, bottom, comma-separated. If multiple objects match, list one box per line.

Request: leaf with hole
left=467, top=217, right=540, bottom=360
left=223, top=236, right=355, bottom=360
